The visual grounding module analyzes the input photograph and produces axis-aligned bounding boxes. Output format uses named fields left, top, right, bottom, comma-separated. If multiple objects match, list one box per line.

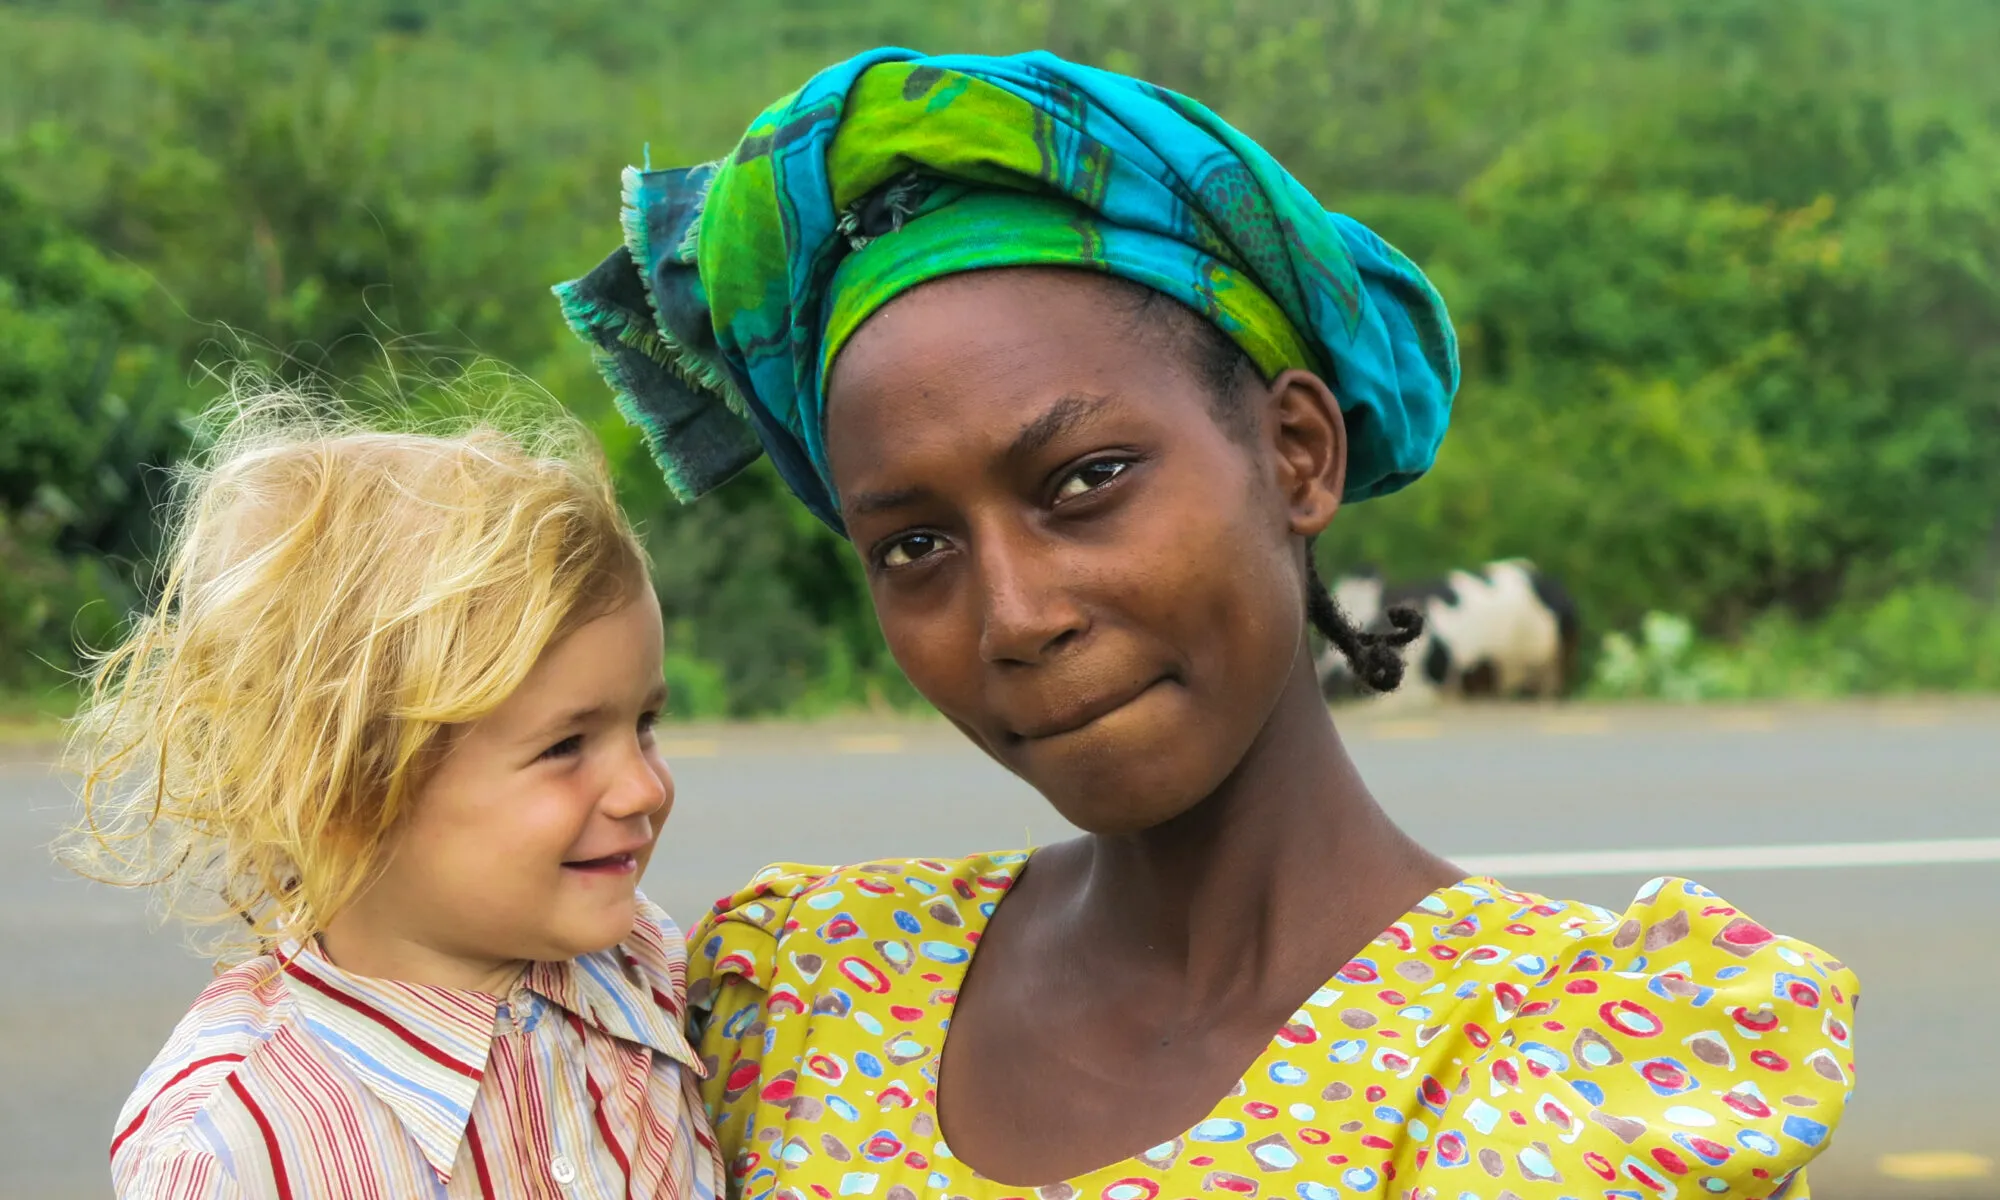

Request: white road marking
left=1457, top=836, right=2000, bottom=878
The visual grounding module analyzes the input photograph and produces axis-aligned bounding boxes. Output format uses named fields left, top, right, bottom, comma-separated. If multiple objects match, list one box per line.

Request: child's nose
left=606, top=742, right=673, bottom=820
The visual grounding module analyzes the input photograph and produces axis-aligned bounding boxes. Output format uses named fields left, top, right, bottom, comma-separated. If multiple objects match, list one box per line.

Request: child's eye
left=1054, top=459, right=1129, bottom=502
left=880, top=532, right=945, bottom=569
left=638, top=710, right=660, bottom=738
left=538, top=734, right=584, bottom=761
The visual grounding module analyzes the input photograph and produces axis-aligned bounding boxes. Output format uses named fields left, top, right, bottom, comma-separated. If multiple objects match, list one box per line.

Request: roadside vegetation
left=5, top=0, right=1996, bottom=715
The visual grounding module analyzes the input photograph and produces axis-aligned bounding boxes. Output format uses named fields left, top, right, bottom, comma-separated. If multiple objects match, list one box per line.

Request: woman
left=557, top=49, right=1855, bottom=1200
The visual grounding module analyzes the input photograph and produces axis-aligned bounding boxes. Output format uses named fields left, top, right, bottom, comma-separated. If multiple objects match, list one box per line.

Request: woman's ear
left=1266, top=368, right=1346, bottom=538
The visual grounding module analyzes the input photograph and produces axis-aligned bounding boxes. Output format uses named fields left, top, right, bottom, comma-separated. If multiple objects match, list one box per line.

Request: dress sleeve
left=685, top=863, right=831, bottom=1178
left=1416, top=877, right=1858, bottom=1200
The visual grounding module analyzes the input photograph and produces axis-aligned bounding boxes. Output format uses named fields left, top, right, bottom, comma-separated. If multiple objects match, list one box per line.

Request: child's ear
left=1265, top=369, right=1346, bottom=537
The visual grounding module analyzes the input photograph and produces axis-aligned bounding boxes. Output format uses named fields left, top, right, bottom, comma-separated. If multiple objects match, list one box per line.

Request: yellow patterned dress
left=689, top=854, right=1856, bottom=1200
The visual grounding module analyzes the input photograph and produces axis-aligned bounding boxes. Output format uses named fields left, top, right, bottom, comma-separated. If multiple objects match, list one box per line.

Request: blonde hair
left=59, top=383, right=650, bottom=962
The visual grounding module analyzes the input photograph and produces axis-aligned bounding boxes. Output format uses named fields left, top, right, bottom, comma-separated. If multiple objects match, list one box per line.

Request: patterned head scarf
left=555, top=48, right=1459, bottom=535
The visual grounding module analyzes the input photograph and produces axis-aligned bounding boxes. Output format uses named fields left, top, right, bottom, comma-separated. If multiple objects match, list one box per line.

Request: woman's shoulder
left=686, top=851, right=1026, bottom=1000
left=1405, top=875, right=1857, bottom=1197
left=1478, top=873, right=1858, bottom=1008
left=1411, top=874, right=1856, bottom=985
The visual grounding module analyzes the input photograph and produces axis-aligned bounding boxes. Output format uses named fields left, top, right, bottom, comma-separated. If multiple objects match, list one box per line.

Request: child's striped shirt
left=111, top=896, right=721, bottom=1199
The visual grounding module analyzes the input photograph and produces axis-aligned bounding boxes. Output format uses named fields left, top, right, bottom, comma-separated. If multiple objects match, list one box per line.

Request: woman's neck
left=1061, top=658, right=1458, bottom=1010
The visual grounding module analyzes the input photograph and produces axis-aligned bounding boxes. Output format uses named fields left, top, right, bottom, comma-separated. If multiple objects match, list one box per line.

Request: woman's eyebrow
left=1008, top=392, right=1114, bottom=461
left=844, top=394, right=1117, bottom=518
left=846, top=485, right=930, bottom=518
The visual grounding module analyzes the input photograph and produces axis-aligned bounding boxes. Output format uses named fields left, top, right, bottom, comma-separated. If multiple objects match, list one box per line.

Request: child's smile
left=562, top=849, right=644, bottom=875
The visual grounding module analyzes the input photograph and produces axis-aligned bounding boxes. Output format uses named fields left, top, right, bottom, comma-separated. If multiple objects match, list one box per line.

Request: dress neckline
left=924, top=852, right=1512, bottom=1187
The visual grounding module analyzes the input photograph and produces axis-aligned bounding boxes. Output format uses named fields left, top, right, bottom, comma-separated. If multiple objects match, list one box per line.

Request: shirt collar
left=521, top=904, right=703, bottom=1072
left=281, top=900, right=701, bottom=1183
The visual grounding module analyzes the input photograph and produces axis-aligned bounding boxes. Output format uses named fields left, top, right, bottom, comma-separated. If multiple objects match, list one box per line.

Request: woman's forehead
left=828, top=270, right=1145, bottom=403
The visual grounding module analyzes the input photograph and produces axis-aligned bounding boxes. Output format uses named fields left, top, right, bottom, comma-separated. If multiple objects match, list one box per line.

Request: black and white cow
left=1317, top=559, right=1580, bottom=702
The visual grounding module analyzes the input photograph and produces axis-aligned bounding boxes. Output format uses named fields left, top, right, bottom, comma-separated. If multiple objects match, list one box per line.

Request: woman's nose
left=974, top=526, right=1088, bottom=666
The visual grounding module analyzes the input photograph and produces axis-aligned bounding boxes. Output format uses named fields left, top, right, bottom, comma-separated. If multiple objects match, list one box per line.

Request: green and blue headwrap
left=555, top=48, right=1460, bottom=535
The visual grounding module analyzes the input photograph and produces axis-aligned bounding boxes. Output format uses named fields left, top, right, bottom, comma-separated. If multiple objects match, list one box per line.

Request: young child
left=63, top=393, right=722, bottom=1199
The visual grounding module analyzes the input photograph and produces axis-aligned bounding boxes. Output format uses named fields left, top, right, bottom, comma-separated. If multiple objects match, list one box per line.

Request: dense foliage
left=2, top=0, right=1996, bottom=712
left=0, top=162, right=187, bottom=691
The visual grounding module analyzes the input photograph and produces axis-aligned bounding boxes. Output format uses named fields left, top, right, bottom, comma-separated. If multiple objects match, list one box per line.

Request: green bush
left=0, top=151, right=191, bottom=687
left=1592, top=587, right=2000, bottom=701
left=0, top=509, right=126, bottom=692
left=5, top=0, right=1999, bottom=710
left=1319, top=97, right=2000, bottom=641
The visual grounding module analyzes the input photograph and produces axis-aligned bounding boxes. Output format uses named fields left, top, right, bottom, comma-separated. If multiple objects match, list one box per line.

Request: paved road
left=5, top=701, right=1996, bottom=1198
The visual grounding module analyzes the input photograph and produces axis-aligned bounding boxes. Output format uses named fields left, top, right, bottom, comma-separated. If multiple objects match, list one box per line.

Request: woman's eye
left=1054, top=459, right=1129, bottom=501
left=881, top=533, right=943, bottom=569
left=539, top=734, right=584, bottom=761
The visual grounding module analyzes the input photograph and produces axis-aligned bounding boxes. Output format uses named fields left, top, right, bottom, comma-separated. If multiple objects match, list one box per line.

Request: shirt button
left=551, top=1155, right=577, bottom=1184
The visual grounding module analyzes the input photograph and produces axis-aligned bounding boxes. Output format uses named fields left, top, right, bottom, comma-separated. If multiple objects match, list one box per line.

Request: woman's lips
left=562, top=852, right=638, bottom=875
left=1010, top=677, right=1167, bottom=742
